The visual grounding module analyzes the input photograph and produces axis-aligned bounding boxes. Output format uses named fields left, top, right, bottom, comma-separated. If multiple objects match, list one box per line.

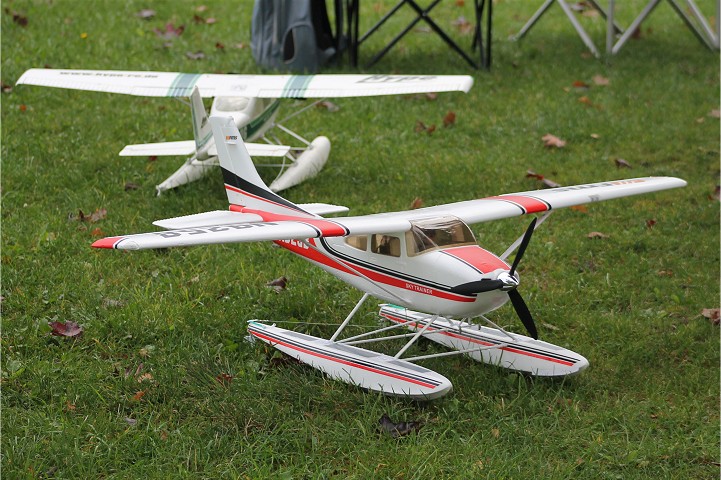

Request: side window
left=345, top=235, right=368, bottom=251
left=371, top=234, right=401, bottom=257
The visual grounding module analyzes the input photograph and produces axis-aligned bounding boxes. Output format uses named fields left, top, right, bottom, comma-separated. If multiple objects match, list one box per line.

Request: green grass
left=2, top=0, right=719, bottom=478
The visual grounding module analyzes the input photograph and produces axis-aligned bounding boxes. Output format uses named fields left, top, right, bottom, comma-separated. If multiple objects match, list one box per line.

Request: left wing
left=17, top=69, right=473, bottom=98
left=92, top=176, right=684, bottom=251
left=119, top=141, right=290, bottom=157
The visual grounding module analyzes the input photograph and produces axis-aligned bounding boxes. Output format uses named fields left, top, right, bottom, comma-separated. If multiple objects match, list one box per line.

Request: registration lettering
left=406, top=283, right=432, bottom=295
left=153, top=222, right=279, bottom=238
left=358, top=75, right=433, bottom=83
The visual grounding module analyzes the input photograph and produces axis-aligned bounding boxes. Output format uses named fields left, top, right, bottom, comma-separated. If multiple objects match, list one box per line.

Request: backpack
left=251, top=0, right=343, bottom=73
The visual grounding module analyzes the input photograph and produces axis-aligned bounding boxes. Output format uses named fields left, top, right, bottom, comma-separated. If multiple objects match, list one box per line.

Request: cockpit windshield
left=214, top=97, right=250, bottom=112
left=406, top=216, right=476, bottom=257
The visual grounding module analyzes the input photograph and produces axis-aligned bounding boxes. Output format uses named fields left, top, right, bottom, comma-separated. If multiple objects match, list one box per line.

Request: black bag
left=251, top=0, right=343, bottom=73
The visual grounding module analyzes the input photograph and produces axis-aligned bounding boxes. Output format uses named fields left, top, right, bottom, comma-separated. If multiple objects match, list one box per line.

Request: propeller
left=452, top=218, right=540, bottom=339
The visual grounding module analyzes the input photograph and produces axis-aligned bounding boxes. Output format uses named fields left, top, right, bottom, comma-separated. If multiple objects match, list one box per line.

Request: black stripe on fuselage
left=317, top=238, right=476, bottom=299
left=221, top=167, right=309, bottom=215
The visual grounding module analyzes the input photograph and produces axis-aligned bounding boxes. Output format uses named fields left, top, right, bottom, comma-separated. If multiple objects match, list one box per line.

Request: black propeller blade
left=451, top=279, right=505, bottom=296
left=509, top=217, right=537, bottom=278
left=508, top=289, right=538, bottom=340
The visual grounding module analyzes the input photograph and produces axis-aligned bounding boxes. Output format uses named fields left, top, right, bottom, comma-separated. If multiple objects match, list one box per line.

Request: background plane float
left=92, top=116, right=686, bottom=400
left=17, top=68, right=473, bottom=194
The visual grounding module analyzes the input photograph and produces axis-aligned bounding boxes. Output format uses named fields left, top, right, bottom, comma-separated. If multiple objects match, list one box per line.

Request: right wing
left=119, top=141, right=290, bottom=157
left=17, top=69, right=473, bottom=98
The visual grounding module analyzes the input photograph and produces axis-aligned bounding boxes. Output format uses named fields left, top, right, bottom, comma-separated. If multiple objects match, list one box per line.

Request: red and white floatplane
left=92, top=116, right=686, bottom=400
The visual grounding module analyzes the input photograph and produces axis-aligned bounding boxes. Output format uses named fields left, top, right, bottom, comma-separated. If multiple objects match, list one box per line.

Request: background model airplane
left=17, top=68, right=473, bottom=194
left=91, top=115, right=687, bottom=400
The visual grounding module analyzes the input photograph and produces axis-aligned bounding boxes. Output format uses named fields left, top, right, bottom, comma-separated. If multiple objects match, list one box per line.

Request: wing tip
left=92, top=236, right=124, bottom=249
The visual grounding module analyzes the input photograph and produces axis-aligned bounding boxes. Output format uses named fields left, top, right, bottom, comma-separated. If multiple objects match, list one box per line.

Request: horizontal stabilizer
left=296, top=203, right=349, bottom=216
left=120, top=141, right=290, bottom=157
left=153, top=211, right=263, bottom=230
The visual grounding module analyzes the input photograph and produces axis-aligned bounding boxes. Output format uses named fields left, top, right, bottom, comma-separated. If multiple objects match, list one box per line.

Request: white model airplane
left=92, top=116, right=686, bottom=400
left=17, top=68, right=473, bottom=194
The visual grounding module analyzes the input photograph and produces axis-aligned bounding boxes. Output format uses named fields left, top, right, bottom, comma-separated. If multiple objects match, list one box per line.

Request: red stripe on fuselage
left=486, top=195, right=550, bottom=214
left=249, top=329, right=438, bottom=388
left=443, top=246, right=509, bottom=274
left=275, top=239, right=475, bottom=303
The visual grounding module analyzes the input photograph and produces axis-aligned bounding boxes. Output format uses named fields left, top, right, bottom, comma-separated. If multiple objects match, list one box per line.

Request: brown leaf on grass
left=542, top=133, right=566, bottom=148
left=656, top=270, right=673, bottom=277
left=10, top=10, right=28, bottom=27
left=233, top=42, right=247, bottom=49
left=590, top=133, right=600, bottom=139
left=48, top=320, right=83, bottom=338
left=137, top=373, right=154, bottom=383
left=614, top=158, right=632, bottom=168
left=185, top=51, right=206, bottom=60
left=65, top=401, right=77, bottom=412
left=455, top=0, right=465, bottom=6
left=414, top=121, right=436, bottom=134
left=443, top=111, right=456, bottom=127
left=205, top=17, right=217, bottom=24
left=709, top=185, right=720, bottom=201
left=451, top=16, right=473, bottom=35
left=709, top=109, right=720, bottom=119
left=593, top=75, right=610, bottom=86
left=195, top=5, right=209, bottom=12
left=135, top=9, right=156, bottom=19
left=316, top=100, right=340, bottom=112
left=587, top=231, right=609, bottom=239
left=570, top=205, right=588, bottom=213
left=124, top=182, right=140, bottom=191
left=216, top=372, right=233, bottom=386
left=148, top=155, right=158, bottom=162
left=19, top=104, right=27, bottom=112
left=410, top=197, right=423, bottom=209
left=153, top=22, right=184, bottom=40
left=645, top=219, right=657, bottom=229
left=572, top=80, right=590, bottom=90
left=215, top=41, right=225, bottom=50
left=75, top=208, right=107, bottom=223
left=701, top=308, right=720, bottom=325
left=378, top=413, right=422, bottom=438
left=91, top=227, right=105, bottom=237
left=578, top=96, right=593, bottom=106
left=266, top=276, right=288, bottom=293
left=2, top=83, right=12, bottom=93
left=525, top=170, right=562, bottom=188
left=193, top=14, right=205, bottom=24
left=131, top=390, right=146, bottom=401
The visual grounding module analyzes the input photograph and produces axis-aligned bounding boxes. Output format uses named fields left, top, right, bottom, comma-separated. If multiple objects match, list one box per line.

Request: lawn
left=2, top=0, right=719, bottom=478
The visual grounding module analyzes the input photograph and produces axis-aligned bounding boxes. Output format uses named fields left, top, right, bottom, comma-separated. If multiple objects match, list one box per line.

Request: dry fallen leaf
left=131, top=390, right=146, bottom=401
left=542, top=133, right=566, bottom=148
left=525, top=170, right=561, bottom=188
left=153, top=22, right=184, bottom=40
left=614, top=158, right=632, bottom=168
left=578, top=96, right=593, bottom=106
left=90, top=227, right=104, bottom=237
left=216, top=372, right=233, bottom=386
left=570, top=205, right=588, bottom=213
left=215, top=41, right=225, bottom=50
left=414, top=121, right=436, bottom=134
left=656, top=270, right=673, bottom=277
left=124, top=182, right=140, bottom=191
left=709, top=109, right=720, bottom=119
left=443, top=111, right=456, bottom=127
left=378, top=413, right=422, bottom=438
left=451, top=16, right=473, bottom=35
left=709, top=185, right=720, bottom=201
left=572, top=80, right=590, bottom=90
left=587, top=231, right=609, bottom=239
left=316, top=100, right=340, bottom=112
left=10, top=10, right=28, bottom=27
left=266, top=276, right=288, bottom=293
left=410, top=197, right=423, bottom=209
left=185, top=51, right=206, bottom=60
left=593, top=75, right=610, bottom=86
left=2, top=83, right=13, bottom=93
left=135, top=9, right=155, bottom=19
left=701, top=308, right=720, bottom=325
left=48, top=320, right=83, bottom=338
left=645, top=219, right=657, bottom=229
left=590, top=133, right=600, bottom=139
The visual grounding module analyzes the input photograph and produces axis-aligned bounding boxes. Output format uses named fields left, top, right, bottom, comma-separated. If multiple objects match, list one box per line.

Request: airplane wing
left=17, top=69, right=473, bottom=98
left=119, top=140, right=290, bottom=157
left=92, top=176, right=684, bottom=251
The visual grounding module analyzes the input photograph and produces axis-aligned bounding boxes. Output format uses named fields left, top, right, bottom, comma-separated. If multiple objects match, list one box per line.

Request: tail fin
left=209, top=116, right=311, bottom=216
left=190, top=87, right=213, bottom=156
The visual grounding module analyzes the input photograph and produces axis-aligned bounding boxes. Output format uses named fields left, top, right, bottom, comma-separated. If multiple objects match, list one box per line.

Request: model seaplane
left=92, top=116, right=686, bottom=400
left=17, top=68, right=472, bottom=193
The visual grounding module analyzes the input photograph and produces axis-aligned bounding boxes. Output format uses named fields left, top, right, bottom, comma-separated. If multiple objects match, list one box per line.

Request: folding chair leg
left=667, top=0, right=717, bottom=50
left=512, top=0, right=555, bottom=41
left=611, top=0, right=662, bottom=54
left=557, top=0, right=601, bottom=57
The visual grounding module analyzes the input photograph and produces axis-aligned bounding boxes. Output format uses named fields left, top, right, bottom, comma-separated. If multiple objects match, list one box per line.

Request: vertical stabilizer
left=190, top=87, right=213, bottom=156
left=209, top=116, right=311, bottom=216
